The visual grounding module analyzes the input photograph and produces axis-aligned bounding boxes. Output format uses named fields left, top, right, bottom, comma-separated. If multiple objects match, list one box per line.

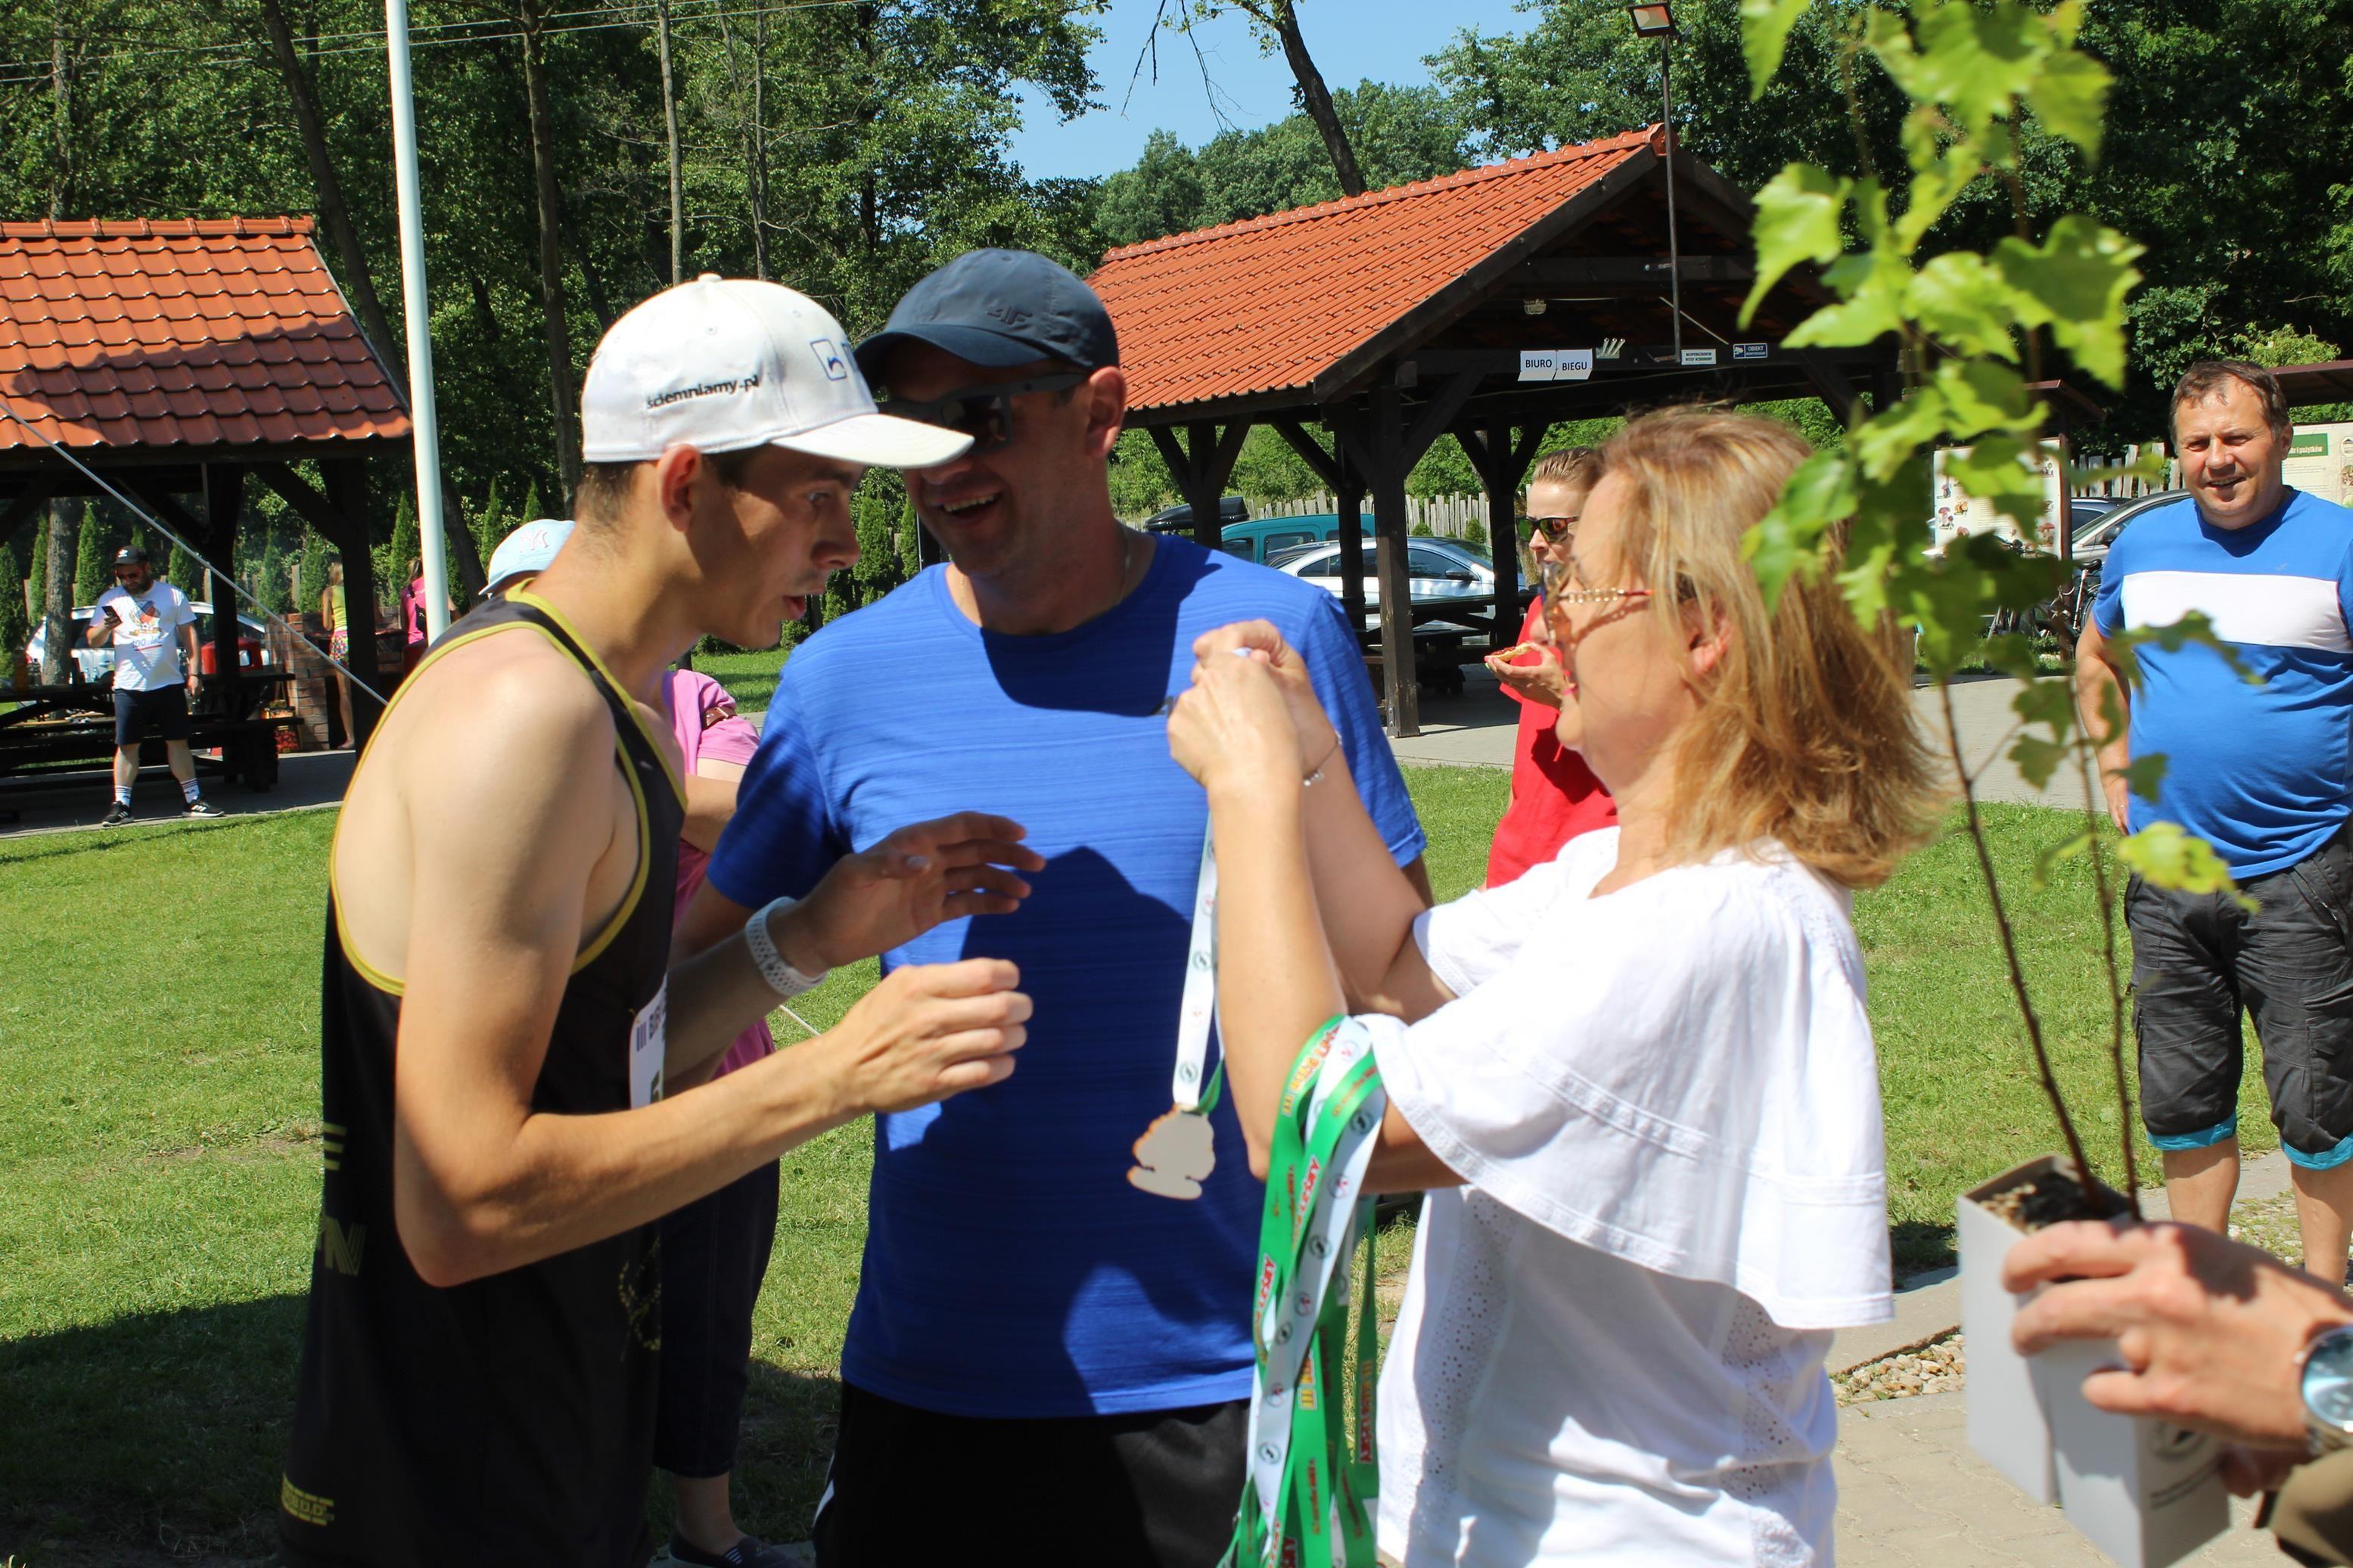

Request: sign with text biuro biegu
left=1931, top=440, right=2066, bottom=553
left=2286, top=424, right=2353, bottom=508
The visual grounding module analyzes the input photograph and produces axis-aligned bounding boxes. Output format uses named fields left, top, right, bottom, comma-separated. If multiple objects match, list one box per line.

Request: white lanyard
left=1173, top=828, right=1219, bottom=1110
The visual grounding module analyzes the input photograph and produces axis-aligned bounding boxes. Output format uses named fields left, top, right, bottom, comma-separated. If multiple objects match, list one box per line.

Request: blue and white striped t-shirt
left=2093, top=488, right=2353, bottom=877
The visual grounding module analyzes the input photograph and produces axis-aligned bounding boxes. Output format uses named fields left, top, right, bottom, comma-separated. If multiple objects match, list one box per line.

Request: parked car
left=1276, top=536, right=1495, bottom=608
left=1211, top=513, right=1374, bottom=565
left=2034, top=490, right=2188, bottom=641
left=1142, top=494, right=1248, bottom=533
left=26, top=601, right=269, bottom=685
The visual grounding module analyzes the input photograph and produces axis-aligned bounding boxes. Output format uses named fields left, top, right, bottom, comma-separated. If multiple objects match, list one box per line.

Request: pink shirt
left=666, top=669, right=774, bottom=1078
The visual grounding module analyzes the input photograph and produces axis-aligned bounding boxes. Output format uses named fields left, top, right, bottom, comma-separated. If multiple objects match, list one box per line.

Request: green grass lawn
left=0, top=776, right=2270, bottom=1562
left=690, top=644, right=791, bottom=715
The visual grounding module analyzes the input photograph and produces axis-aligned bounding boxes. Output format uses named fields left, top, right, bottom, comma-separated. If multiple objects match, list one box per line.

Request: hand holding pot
left=2006, top=1219, right=2353, bottom=1450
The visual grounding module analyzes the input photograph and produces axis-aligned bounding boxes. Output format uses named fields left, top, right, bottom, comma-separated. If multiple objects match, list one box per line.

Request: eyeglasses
left=1527, top=515, right=1578, bottom=542
left=877, top=371, right=1087, bottom=455
left=1537, top=555, right=1653, bottom=608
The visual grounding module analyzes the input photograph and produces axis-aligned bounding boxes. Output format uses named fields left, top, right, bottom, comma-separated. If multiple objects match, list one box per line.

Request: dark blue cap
left=856, top=248, right=1119, bottom=386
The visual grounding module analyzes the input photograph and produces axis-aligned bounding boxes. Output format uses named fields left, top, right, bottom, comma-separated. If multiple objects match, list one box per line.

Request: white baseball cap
left=580, top=275, right=973, bottom=469
left=482, top=517, right=573, bottom=598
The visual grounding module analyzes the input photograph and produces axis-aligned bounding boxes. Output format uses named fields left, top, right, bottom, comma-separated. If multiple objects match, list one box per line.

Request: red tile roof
left=0, top=216, right=410, bottom=455
left=1092, top=128, right=1660, bottom=415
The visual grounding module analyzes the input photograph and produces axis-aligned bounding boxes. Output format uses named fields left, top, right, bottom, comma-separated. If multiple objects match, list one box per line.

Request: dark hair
left=2172, top=360, right=2291, bottom=442
left=573, top=446, right=763, bottom=525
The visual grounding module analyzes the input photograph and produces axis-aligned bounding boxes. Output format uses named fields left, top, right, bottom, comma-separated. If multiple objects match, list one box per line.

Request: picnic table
left=0, top=672, right=297, bottom=795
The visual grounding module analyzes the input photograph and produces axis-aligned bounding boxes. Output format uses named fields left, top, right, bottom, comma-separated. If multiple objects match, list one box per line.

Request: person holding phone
left=89, top=543, right=216, bottom=824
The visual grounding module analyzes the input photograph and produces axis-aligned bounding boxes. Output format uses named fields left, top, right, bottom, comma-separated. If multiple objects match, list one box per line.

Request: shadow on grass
left=1891, top=1217, right=1959, bottom=1277
left=1, top=1291, right=847, bottom=1565
left=0, top=1293, right=303, bottom=1565
left=0, top=815, right=265, bottom=868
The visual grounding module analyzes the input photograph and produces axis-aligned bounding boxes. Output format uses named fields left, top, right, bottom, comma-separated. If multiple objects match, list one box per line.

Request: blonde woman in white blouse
left=1166, top=408, right=1945, bottom=1566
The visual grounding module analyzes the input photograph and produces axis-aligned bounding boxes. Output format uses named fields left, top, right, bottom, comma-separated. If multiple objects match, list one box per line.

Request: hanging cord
left=0, top=403, right=393, bottom=706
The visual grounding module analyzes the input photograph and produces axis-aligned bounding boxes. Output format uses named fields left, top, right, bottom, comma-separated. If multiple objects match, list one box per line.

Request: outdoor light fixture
left=1523, top=298, right=1548, bottom=315
left=1627, top=2, right=1683, bottom=354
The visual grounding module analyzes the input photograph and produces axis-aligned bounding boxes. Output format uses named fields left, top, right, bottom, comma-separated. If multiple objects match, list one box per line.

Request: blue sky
left=1007, top=0, right=1542, bottom=182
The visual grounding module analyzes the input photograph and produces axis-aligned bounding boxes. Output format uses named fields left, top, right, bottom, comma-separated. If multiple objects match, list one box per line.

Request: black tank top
left=281, top=593, right=684, bottom=1568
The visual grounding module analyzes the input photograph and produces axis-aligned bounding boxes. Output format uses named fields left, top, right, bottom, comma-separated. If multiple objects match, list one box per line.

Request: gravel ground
left=1835, top=1331, right=1966, bottom=1406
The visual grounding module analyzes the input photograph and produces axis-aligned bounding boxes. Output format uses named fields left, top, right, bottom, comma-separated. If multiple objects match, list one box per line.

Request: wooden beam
left=1506, top=255, right=1754, bottom=288
left=1400, top=371, right=1483, bottom=467
left=0, top=476, right=58, bottom=551
left=321, top=459, right=386, bottom=749
left=1368, top=383, right=1417, bottom=738
left=1270, top=419, right=1344, bottom=492
left=1798, top=350, right=1862, bottom=427
left=251, top=461, right=343, bottom=539
left=202, top=463, right=245, bottom=708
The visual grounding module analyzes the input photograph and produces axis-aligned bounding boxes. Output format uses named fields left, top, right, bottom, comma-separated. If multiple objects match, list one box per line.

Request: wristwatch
left=2300, top=1322, right=2353, bottom=1455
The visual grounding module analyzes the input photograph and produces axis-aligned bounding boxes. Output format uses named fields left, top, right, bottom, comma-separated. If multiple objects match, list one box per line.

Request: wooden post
left=202, top=463, right=245, bottom=715
left=1368, top=384, right=1417, bottom=737
left=320, top=460, right=386, bottom=750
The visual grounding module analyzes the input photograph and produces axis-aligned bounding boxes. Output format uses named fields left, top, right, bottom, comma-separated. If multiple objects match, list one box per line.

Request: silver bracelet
left=744, top=896, right=828, bottom=998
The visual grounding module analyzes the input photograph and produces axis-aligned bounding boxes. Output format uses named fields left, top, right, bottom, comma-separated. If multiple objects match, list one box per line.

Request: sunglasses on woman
left=878, top=371, right=1089, bottom=455
left=1526, top=514, right=1578, bottom=542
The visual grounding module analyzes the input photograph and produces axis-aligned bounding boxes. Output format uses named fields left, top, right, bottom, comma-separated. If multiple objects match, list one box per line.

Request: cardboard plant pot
left=1959, top=1157, right=2230, bottom=1568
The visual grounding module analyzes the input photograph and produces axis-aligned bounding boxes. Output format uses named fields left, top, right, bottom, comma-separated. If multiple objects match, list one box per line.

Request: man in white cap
left=278, top=277, right=1048, bottom=1568
left=479, top=516, right=577, bottom=601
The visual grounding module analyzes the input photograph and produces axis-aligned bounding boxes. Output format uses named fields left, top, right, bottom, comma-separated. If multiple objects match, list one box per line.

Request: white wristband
left=745, top=896, right=828, bottom=998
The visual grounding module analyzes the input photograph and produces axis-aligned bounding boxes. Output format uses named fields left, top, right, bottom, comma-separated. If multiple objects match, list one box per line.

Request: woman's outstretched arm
left=1170, top=650, right=1458, bottom=1191
left=1188, top=622, right=1453, bottom=1022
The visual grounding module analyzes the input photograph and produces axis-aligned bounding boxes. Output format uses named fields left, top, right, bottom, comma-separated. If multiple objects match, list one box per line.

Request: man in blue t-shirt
left=680, top=250, right=1427, bottom=1563
left=2079, top=359, right=2353, bottom=1283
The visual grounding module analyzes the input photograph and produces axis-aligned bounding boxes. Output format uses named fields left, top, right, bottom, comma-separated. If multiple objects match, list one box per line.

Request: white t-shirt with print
left=1361, top=827, right=1891, bottom=1568
left=95, top=581, right=194, bottom=691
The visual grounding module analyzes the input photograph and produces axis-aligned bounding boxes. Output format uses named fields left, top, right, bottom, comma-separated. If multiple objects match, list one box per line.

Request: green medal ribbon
left=1226, top=1015, right=1387, bottom=1568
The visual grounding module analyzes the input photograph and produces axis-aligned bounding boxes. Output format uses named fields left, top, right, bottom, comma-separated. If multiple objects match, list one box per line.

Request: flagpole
left=384, top=0, right=451, bottom=640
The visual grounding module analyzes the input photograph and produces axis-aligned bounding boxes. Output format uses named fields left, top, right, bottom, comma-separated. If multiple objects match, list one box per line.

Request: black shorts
left=652, top=1158, right=779, bottom=1479
left=113, top=684, right=190, bottom=747
left=2130, top=822, right=2353, bottom=1169
left=812, top=1383, right=1246, bottom=1566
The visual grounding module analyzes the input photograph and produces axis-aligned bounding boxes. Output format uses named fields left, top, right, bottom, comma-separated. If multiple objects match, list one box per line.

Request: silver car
left=1276, top=536, right=1495, bottom=607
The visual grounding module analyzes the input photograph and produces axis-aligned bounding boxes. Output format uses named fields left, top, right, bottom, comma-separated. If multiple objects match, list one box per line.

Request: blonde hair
left=1599, top=408, right=1943, bottom=889
left=1528, top=446, right=1604, bottom=492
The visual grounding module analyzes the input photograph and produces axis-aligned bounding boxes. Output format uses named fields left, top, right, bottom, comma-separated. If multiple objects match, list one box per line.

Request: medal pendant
left=1127, top=1104, right=1217, bottom=1200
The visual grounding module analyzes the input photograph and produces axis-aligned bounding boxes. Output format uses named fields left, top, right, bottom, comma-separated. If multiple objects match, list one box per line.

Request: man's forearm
left=1210, top=779, right=1344, bottom=1173
left=662, top=900, right=828, bottom=1079
left=2075, top=635, right=2131, bottom=778
left=396, top=1037, right=850, bottom=1285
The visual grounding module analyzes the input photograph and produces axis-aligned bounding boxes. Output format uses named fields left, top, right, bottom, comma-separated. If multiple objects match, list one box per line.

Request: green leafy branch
left=1737, top=0, right=2252, bottom=1210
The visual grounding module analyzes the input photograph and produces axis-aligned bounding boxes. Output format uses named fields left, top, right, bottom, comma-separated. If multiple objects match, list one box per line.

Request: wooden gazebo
left=1088, top=127, right=1894, bottom=734
left=0, top=216, right=411, bottom=751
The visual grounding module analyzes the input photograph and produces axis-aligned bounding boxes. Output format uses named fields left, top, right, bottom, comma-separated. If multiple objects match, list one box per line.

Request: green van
left=1211, top=514, right=1372, bottom=565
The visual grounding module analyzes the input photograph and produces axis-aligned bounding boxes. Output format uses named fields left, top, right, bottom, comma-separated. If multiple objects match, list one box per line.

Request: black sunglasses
left=878, top=371, right=1087, bottom=455
left=1526, top=515, right=1578, bottom=542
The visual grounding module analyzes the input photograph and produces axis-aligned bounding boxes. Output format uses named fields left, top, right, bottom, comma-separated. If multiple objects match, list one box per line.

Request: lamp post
left=1627, top=3, right=1681, bottom=358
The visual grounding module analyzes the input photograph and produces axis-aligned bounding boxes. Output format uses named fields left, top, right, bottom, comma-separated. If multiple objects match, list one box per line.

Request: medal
left=1129, top=829, right=1223, bottom=1200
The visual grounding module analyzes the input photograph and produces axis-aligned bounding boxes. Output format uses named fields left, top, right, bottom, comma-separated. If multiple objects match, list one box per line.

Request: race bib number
left=629, top=981, right=667, bottom=1109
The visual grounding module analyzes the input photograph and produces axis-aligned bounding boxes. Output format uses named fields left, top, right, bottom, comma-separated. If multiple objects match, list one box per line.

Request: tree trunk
left=41, top=10, right=71, bottom=685
left=518, top=0, right=583, bottom=499
left=40, top=500, right=72, bottom=685
left=248, top=0, right=405, bottom=376
left=657, top=0, right=684, bottom=284
left=48, top=2, right=73, bottom=218
left=751, top=16, right=769, bottom=280
left=1261, top=0, right=1363, bottom=197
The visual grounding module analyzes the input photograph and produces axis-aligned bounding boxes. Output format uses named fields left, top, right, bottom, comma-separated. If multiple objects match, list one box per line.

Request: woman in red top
left=1482, top=446, right=1617, bottom=886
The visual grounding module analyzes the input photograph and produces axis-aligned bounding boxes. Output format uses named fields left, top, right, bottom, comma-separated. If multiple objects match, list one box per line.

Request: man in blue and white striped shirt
left=2079, top=359, right=2353, bottom=1282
